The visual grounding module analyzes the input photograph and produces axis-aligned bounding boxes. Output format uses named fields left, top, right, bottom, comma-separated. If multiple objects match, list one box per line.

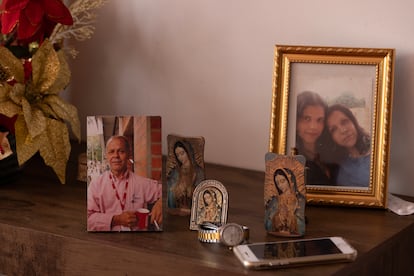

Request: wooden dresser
left=1, top=143, right=413, bottom=275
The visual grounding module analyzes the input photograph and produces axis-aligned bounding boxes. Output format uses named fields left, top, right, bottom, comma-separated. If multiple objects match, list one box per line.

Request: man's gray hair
left=106, top=135, right=131, bottom=153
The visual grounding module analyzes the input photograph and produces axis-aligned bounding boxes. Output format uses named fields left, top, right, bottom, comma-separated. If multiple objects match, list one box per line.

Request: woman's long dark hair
left=326, top=104, right=371, bottom=162
left=296, top=91, right=330, bottom=160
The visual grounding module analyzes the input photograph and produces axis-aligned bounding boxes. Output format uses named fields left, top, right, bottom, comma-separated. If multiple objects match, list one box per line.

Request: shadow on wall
left=388, top=54, right=414, bottom=196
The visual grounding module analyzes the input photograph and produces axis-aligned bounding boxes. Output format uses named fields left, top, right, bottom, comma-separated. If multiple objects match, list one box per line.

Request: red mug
left=136, top=208, right=150, bottom=230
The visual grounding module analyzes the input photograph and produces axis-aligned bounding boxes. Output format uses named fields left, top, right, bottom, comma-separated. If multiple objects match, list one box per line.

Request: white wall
left=68, top=0, right=414, bottom=196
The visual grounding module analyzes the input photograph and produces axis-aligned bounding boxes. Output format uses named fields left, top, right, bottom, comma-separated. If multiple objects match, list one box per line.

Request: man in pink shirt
left=87, top=135, right=162, bottom=231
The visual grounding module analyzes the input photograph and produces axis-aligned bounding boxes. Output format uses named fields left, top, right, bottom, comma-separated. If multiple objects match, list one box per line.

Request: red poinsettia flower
left=0, top=0, right=73, bottom=43
left=0, top=114, right=17, bottom=134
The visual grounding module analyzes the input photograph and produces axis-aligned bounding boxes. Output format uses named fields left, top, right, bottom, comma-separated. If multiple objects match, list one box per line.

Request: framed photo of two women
left=269, top=45, right=395, bottom=208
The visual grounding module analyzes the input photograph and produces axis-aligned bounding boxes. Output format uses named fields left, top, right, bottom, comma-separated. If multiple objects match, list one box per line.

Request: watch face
left=220, top=223, right=244, bottom=247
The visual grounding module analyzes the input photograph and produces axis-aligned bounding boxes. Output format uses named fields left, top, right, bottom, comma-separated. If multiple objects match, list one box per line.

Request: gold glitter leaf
left=46, top=50, right=71, bottom=95
left=39, top=118, right=71, bottom=184
left=38, top=102, right=59, bottom=119
left=0, top=84, right=10, bottom=102
left=0, top=84, right=22, bottom=117
left=0, top=46, right=24, bottom=83
left=9, top=83, right=25, bottom=105
left=21, top=97, right=47, bottom=139
left=15, top=115, right=71, bottom=183
left=44, top=95, right=81, bottom=141
left=31, top=40, right=60, bottom=94
left=15, top=116, right=39, bottom=165
left=0, top=100, right=21, bottom=118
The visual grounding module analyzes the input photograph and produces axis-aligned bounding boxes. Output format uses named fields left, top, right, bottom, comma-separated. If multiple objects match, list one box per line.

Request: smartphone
left=233, top=237, right=357, bottom=269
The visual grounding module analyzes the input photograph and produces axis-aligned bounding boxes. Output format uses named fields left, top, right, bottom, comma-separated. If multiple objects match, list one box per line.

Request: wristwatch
left=198, top=222, right=249, bottom=247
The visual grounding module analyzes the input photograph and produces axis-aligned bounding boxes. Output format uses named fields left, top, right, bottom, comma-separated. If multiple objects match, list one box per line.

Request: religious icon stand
left=190, top=179, right=228, bottom=230
left=264, top=151, right=306, bottom=237
left=166, top=134, right=206, bottom=216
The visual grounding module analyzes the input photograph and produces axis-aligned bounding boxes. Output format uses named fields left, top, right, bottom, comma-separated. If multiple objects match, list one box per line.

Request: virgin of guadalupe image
left=197, top=189, right=222, bottom=225
left=264, top=153, right=306, bottom=237
left=166, top=135, right=205, bottom=215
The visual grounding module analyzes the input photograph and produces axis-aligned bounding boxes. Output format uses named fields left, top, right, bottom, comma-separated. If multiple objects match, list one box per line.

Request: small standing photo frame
left=190, top=180, right=228, bottom=230
left=166, top=134, right=206, bottom=216
left=86, top=115, right=163, bottom=232
left=264, top=152, right=306, bottom=237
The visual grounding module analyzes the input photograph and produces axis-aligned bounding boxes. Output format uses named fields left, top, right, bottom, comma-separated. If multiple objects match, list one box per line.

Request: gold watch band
left=197, top=228, right=221, bottom=243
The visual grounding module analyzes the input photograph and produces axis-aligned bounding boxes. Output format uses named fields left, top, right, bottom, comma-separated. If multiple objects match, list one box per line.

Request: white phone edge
left=233, top=236, right=357, bottom=270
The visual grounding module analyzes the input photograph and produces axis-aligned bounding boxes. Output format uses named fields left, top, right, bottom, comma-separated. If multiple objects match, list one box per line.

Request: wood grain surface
left=1, top=143, right=413, bottom=275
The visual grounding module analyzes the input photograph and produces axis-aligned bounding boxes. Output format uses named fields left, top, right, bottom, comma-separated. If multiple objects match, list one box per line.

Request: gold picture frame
left=269, top=45, right=395, bottom=208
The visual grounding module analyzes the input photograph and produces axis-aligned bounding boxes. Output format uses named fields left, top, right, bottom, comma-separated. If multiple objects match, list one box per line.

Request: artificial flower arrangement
left=0, top=0, right=106, bottom=183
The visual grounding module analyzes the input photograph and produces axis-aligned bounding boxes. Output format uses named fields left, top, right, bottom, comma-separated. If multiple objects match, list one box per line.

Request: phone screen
left=248, top=239, right=342, bottom=259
